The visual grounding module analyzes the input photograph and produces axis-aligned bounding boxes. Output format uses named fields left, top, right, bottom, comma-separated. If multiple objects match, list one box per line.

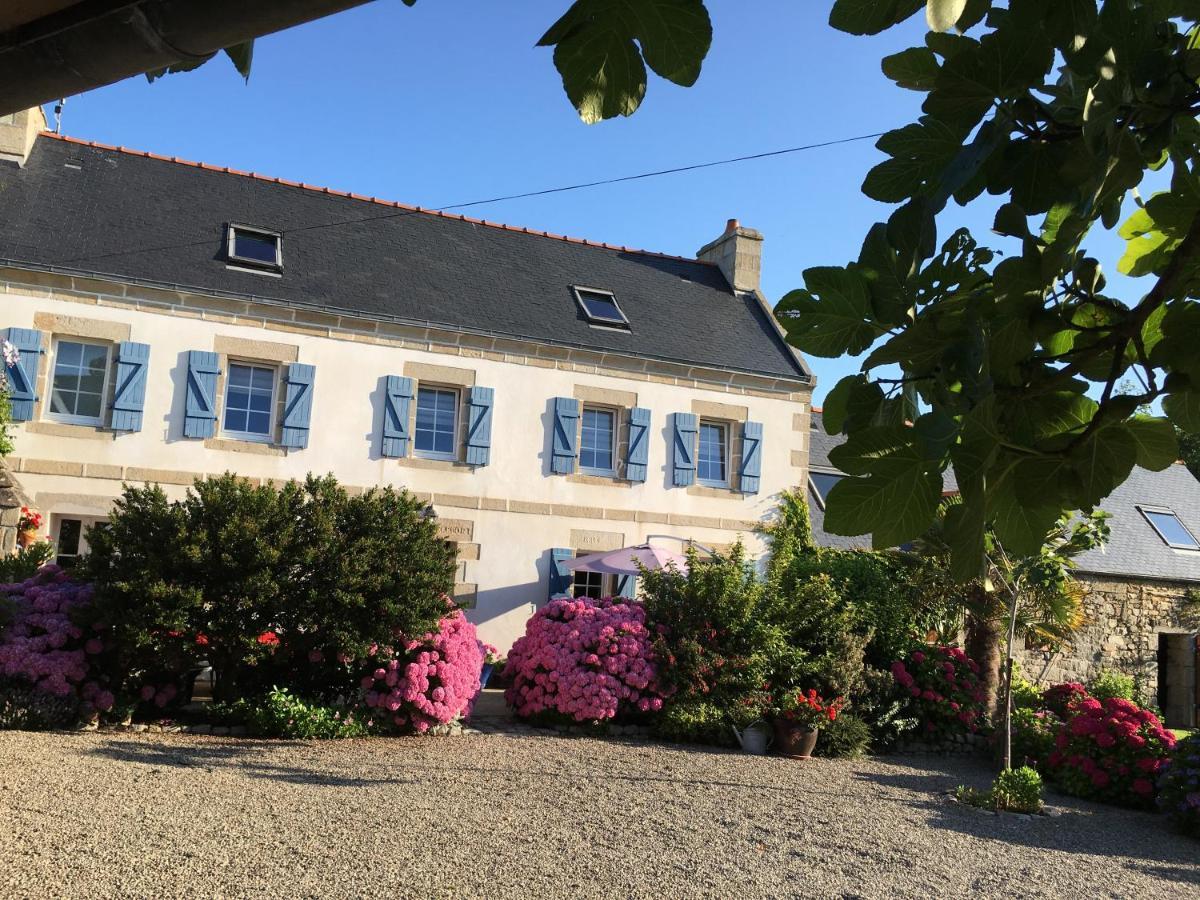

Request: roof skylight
left=1137, top=506, right=1200, bottom=550
left=573, top=286, right=629, bottom=328
left=227, top=224, right=282, bottom=272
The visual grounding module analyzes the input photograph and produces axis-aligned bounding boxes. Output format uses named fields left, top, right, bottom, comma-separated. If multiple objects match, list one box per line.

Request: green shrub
left=853, top=666, right=918, bottom=750
left=0, top=678, right=78, bottom=730
left=80, top=473, right=456, bottom=704
left=1009, top=666, right=1043, bottom=710
left=652, top=698, right=737, bottom=747
left=1008, top=707, right=1061, bottom=769
left=816, top=712, right=872, bottom=759
left=956, top=766, right=1043, bottom=814
left=991, top=766, right=1044, bottom=813
left=245, top=688, right=370, bottom=739
left=0, top=542, right=55, bottom=584
left=1088, top=669, right=1137, bottom=703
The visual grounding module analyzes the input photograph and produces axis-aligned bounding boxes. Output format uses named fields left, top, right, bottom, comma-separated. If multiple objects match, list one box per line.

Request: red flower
left=256, top=631, right=280, bottom=646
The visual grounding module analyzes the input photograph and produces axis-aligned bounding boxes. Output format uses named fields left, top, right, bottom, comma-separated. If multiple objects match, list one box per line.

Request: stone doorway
left=1157, top=632, right=1198, bottom=729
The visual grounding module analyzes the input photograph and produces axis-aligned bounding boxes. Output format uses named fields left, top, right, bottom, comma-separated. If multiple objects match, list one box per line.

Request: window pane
left=57, top=518, right=82, bottom=556
left=1143, top=509, right=1200, bottom=549
left=247, top=412, right=271, bottom=435
left=228, top=365, right=251, bottom=388
left=252, top=368, right=275, bottom=391
left=56, top=341, right=83, bottom=366
left=74, top=392, right=103, bottom=419
left=226, top=389, right=250, bottom=412
left=50, top=370, right=79, bottom=414
left=77, top=367, right=105, bottom=396
left=578, top=290, right=627, bottom=324
left=249, top=390, right=272, bottom=412
left=79, top=344, right=108, bottom=373
left=698, top=423, right=727, bottom=483
left=232, top=229, right=279, bottom=264
left=810, top=472, right=843, bottom=503
left=434, top=430, right=455, bottom=453
left=224, top=409, right=247, bottom=432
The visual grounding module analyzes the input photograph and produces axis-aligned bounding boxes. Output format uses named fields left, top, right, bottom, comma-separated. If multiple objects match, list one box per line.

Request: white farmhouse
left=0, top=107, right=814, bottom=650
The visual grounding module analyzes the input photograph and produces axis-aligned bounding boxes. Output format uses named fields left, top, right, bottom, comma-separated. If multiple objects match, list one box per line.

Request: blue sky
left=51, top=1, right=1149, bottom=404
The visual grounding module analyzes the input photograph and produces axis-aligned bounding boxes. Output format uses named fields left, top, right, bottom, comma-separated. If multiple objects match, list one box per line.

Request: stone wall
left=0, top=459, right=31, bottom=554
left=1017, top=573, right=1198, bottom=702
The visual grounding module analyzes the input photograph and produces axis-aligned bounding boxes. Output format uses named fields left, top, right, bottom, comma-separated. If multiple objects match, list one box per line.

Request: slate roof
left=0, top=134, right=809, bottom=382
left=808, top=410, right=1200, bottom=582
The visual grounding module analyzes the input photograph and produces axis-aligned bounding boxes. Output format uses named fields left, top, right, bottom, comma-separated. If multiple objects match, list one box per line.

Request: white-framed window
left=415, top=385, right=459, bottom=460
left=226, top=224, right=282, bottom=272
left=572, top=570, right=609, bottom=599
left=697, top=420, right=729, bottom=487
left=47, top=338, right=110, bottom=425
left=1138, top=506, right=1200, bottom=550
left=222, top=362, right=276, bottom=441
left=572, top=286, right=630, bottom=329
left=579, top=406, right=617, bottom=475
left=51, top=515, right=106, bottom=569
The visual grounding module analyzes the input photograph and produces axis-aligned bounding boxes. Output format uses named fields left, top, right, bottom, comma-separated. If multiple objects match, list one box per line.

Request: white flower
left=1, top=340, right=18, bottom=368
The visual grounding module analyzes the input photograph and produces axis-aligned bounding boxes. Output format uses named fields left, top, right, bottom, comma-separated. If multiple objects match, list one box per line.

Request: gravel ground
left=1, top=729, right=1197, bottom=899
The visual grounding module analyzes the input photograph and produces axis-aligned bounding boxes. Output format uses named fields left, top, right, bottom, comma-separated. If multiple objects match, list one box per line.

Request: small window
left=415, top=386, right=459, bottom=459
left=227, top=225, right=282, bottom=271
left=809, top=471, right=844, bottom=509
left=697, top=421, right=729, bottom=487
left=579, top=406, right=616, bottom=475
left=573, top=287, right=629, bottom=328
left=52, top=516, right=106, bottom=568
left=1138, top=506, right=1200, bottom=550
left=572, top=569, right=607, bottom=600
left=223, top=362, right=276, bottom=441
left=48, top=339, right=110, bottom=425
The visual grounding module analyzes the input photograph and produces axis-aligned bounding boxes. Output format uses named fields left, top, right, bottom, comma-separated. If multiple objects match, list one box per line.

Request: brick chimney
left=697, top=218, right=764, bottom=293
left=0, top=106, right=46, bottom=167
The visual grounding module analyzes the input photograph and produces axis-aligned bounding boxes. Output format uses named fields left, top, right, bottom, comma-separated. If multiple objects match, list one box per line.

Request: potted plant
left=479, top=642, right=501, bottom=689
left=17, top=506, right=43, bottom=548
left=773, top=688, right=844, bottom=759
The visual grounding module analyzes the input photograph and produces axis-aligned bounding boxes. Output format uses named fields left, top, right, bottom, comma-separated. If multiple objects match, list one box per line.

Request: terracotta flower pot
left=774, top=719, right=819, bottom=759
left=17, top=527, right=39, bottom=549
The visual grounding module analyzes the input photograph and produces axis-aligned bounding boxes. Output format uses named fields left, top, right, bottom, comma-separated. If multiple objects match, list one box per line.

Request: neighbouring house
left=0, top=106, right=814, bottom=651
left=809, top=410, right=1200, bottom=730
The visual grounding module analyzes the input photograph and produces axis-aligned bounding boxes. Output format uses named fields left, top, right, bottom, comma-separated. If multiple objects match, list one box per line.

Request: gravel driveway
left=1, top=729, right=1197, bottom=899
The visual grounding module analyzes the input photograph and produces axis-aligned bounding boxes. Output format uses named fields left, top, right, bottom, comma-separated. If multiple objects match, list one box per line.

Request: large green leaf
left=1125, top=416, right=1179, bottom=471
left=538, top=0, right=712, bottom=123
left=827, top=425, right=915, bottom=476
left=1164, top=390, right=1200, bottom=433
left=925, top=20, right=1054, bottom=130
left=881, top=47, right=941, bottom=91
left=1070, top=424, right=1139, bottom=507
left=823, top=467, right=942, bottom=547
left=820, top=375, right=862, bottom=435
left=775, top=267, right=880, bottom=357
left=991, top=487, right=1062, bottom=557
left=944, top=495, right=986, bottom=581
left=829, top=0, right=925, bottom=35
left=863, top=118, right=967, bottom=203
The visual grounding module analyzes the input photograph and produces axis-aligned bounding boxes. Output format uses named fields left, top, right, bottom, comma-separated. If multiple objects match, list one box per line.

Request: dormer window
left=227, top=224, right=282, bottom=273
left=573, top=286, right=629, bottom=329
left=1137, top=506, right=1200, bottom=550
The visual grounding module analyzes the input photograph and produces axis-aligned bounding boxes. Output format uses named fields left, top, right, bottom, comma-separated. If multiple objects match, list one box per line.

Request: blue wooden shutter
left=183, top=350, right=219, bottom=438
left=551, top=397, right=580, bottom=474
left=549, top=548, right=573, bottom=600
left=465, top=385, right=494, bottom=466
left=625, top=406, right=650, bottom=482
left=3, top=328, right=43, bottom=422
left=381, top=375, right=414, bottom=458
left=740, top=420, right=763, bottom=494
left=281, top=363, right=315, bottom=449
left=110, top=341, right=150, bottom=432
left=616, top=574, right=637, bottom=599
left=671, top=412, right=698, bottom=486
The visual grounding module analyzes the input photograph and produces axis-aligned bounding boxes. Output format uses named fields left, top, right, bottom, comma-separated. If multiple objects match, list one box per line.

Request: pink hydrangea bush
left=360, top=609, right=484, bottom=733
left=1047, top=696, right=1176, bottom=807
left=1042, top=682, right=1090, bottom=719
left=505, top=596, right=664, bottom=723
left=0, top=566, right=115, bottom=720
left=890, top=645, right=987, bottom=740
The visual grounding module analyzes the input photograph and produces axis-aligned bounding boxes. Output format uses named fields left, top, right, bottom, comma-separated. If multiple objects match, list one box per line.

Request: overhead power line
left=60, top=129, right=887, bottom=266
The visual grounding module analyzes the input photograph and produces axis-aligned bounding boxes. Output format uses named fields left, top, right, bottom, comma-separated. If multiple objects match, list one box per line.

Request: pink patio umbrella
left=564, top=542, right=689, bottom=576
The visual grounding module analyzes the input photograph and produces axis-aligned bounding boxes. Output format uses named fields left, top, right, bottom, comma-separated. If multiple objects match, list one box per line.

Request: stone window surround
left=203, top=335, right=298, bottom=456
left=397, top=361, right=477, bottom=471
left=688, top=399, right=748, bottom=499
left=26, top=312, right=132, bottom=440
